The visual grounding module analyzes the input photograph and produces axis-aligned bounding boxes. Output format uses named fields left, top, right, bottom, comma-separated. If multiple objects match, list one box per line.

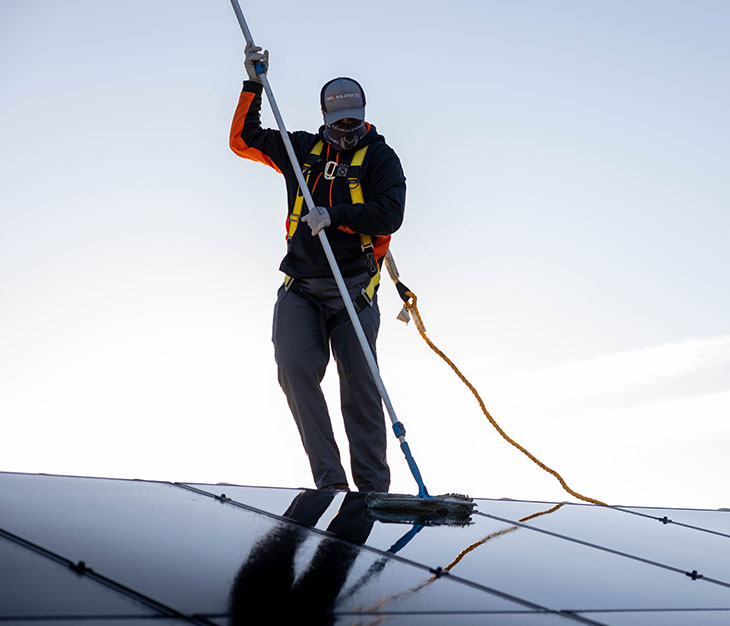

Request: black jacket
left=230, top=81, right=406, bottom=279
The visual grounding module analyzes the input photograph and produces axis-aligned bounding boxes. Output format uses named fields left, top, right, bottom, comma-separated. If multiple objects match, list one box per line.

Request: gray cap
left=320, top=77, right=366, bottom=123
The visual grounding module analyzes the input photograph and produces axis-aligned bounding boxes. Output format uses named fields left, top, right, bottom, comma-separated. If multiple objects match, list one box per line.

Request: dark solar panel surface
left=1, top=472, right=729, bottom=625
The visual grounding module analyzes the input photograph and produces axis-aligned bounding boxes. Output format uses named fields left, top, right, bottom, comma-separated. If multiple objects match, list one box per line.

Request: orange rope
left=404, top=292, right=606, bottom=507
left=444, top=503, right=564, bottom=572
left=364, top=502, right=565, bottom=613
left=519, top=502, right=565, bottom=522
left=443, top=526, right=519, bottom=572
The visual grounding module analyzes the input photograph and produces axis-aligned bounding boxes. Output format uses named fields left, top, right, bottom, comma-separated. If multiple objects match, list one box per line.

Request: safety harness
left=284, top=139, right=382, bottom=329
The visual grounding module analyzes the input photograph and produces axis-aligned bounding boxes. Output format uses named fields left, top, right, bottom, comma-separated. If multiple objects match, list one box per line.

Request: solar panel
left=2, top=471, right=729, bottom=624
left=0, top=536, right=159, bottom=619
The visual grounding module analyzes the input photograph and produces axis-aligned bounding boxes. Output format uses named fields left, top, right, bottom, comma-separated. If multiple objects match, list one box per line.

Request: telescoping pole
left=229, top=0, right=430, bottom=498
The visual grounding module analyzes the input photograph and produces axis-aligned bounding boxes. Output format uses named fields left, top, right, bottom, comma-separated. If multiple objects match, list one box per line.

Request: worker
left=230, top=43, right=406, bottom=493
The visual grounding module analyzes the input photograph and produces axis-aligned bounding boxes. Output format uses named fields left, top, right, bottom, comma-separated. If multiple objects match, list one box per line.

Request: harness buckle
left=324, top=161, right=337, bottom=180
left=362, top=242, right=378, bottom=277
left=324, top=161, right=349, bottom=180
left=360, top=286, right=374, bottom=307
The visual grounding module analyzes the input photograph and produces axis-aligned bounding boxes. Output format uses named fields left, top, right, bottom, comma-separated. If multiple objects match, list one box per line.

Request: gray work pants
left=272, top=273, right=390, bottom=493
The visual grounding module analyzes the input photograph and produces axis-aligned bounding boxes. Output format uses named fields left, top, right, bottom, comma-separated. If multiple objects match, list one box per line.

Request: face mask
left=323, top=119, right=367, bottom=151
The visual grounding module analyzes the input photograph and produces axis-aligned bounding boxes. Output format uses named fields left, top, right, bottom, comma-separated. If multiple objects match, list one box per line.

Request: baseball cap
left=320, top=77, right=366, bottom=123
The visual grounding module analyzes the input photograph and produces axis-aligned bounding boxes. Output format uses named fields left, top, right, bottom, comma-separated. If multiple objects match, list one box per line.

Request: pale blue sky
left=1, top=1, right=729, bottom=508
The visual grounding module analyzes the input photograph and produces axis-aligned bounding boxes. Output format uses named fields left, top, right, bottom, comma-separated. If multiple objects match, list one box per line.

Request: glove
left=244, top=42, right=268, bottom=83
left=301, top=206, right=331, bottom=235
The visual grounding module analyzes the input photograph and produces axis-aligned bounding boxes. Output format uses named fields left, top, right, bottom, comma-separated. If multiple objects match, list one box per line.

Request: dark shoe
left=322, top=483, right=350, bottom=491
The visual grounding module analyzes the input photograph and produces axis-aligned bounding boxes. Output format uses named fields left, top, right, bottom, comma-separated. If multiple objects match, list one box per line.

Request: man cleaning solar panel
left=228, top=1, right=474, bottom=524
left=227, top=3, right=609, bottom=520
left=230, top=44, right=405, bottom=495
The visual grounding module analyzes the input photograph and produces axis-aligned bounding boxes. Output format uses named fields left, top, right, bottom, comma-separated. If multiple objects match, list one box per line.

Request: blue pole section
left=399, top=440, right=430, bottom=499
left=392, top=421, right=431, bottom=498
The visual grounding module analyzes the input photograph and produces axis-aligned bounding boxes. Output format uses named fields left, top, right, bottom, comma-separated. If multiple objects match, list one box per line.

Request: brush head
left=365, top=492, right=475, bottom=526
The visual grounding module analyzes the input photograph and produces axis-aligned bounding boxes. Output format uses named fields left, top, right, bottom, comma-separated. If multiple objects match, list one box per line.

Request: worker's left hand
left=244, top=42, right=268, bottom=83
left=301, top=206, right=331, bottom=235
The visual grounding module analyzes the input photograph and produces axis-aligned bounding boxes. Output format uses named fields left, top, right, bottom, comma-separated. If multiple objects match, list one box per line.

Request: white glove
left=301, top=206, right=331, bottom=235
left=244, top=42, right=268, bottom=83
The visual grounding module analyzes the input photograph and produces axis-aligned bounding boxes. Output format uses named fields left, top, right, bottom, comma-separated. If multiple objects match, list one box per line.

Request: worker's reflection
left=230, top=489, right=374, bottom=625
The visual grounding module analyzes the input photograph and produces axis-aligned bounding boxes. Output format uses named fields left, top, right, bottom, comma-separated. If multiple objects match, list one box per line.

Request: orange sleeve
left=229, top=90, right=282, bottom=174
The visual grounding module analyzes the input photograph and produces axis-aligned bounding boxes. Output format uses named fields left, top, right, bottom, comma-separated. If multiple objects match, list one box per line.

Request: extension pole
left=229, top=0, right=430, bottom=498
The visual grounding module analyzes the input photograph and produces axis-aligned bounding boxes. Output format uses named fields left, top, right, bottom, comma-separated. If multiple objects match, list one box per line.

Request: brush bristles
left=365, top=492, right=475, bottom=526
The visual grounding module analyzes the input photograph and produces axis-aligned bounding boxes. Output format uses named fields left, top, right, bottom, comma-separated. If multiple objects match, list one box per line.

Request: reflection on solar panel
left=2, top=471, right=729, bottom=624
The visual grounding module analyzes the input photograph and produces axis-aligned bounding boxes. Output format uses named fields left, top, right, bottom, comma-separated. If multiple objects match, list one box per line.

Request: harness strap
left=286, top=141, right=381, bottom=327
left=347, top=146, right=368, bottom=203
left=289, top=141, right=370, bottom=245
left=288, top=140, right=325, bottom=240
left=285, top=275, right=373, bottom=332
left=347, top=146, right=380, bottom=289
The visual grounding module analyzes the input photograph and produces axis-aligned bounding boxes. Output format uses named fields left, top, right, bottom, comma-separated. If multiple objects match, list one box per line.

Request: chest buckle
left=324, top=161, right=349, bottom=180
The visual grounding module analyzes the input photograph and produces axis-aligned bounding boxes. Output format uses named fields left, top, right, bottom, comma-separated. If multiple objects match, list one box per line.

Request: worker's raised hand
left=244, top=42, right=268, bottom=83
left=301, top=206, right=331, bottom=235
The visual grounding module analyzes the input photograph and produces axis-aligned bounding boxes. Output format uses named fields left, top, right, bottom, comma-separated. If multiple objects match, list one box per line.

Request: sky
left=1, top=0, right=729, bottom=509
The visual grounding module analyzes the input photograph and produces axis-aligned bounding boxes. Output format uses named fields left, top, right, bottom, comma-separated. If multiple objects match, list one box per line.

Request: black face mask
left=323, top=119, right=367, bottom=151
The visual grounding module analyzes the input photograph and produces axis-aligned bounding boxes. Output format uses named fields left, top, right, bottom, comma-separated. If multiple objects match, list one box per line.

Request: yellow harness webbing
left=288, top=140, right=325, bottom=240
left=287, top=141, right=381, bottom=304
left=347, top=145, right=381, bottom=304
